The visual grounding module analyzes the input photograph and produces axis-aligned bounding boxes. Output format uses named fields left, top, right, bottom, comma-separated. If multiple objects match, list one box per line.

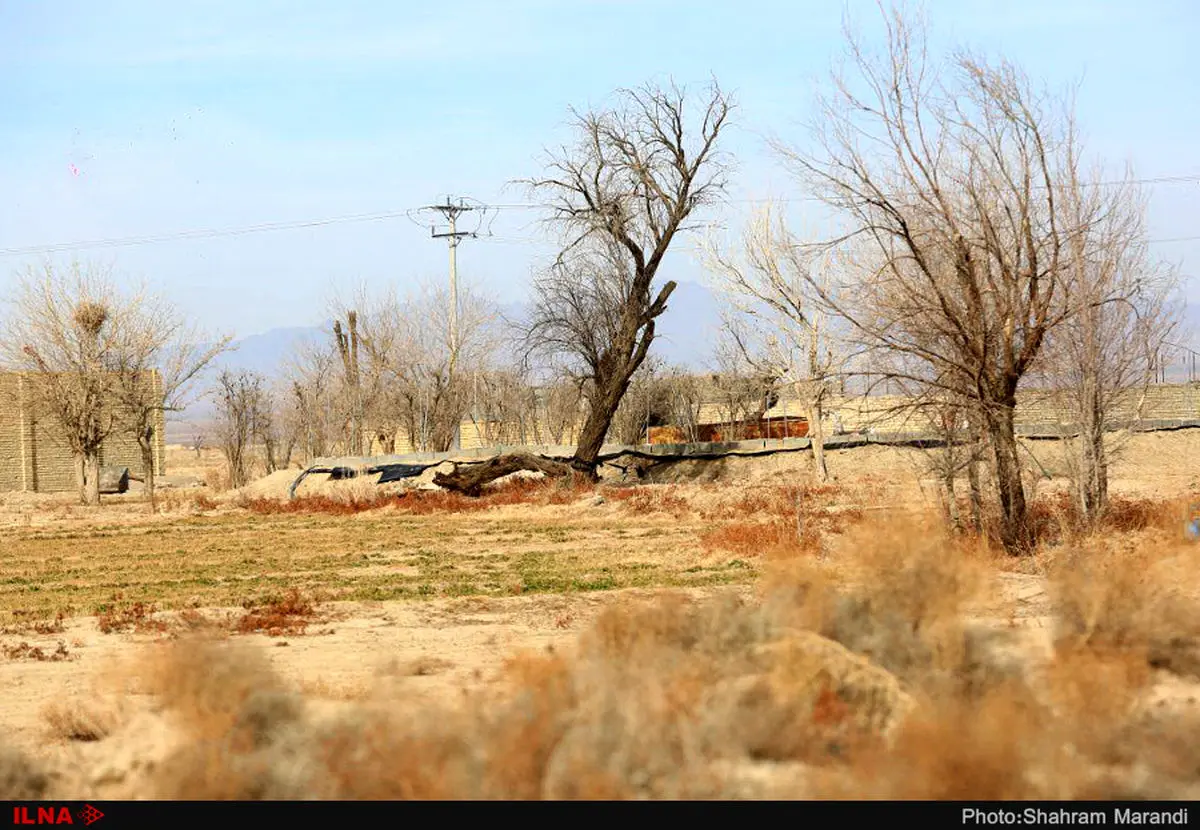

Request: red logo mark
left=10, top=805, right=102, bottom=826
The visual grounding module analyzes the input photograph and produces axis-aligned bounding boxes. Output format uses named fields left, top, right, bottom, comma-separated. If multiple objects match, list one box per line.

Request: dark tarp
left=375, top=464, right=434, bottom=484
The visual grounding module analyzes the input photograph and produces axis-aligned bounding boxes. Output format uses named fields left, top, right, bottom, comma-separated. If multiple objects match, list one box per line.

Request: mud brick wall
left=0, top=372, right=166, bottom=494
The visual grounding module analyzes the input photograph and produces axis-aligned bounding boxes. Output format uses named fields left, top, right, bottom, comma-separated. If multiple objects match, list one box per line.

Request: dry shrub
left=827, top=682, right=1069, bottom=799
left=3, top=641, right=71, bottom=661
left=41, top=697, right=126, bottom=742
left=1040, top=645, right=1152, bottom=760
left=159, top=490, right=219, bottom=513
left=202, top=468, right=230, bottom=493
left=605, top=486, right=691, bottom=518
left=700, top=484, right=862, bottom=560
left=147, top=637, right=296, bottom=741
left=0, top=743, right=49, bottom=799
left=1, top=612, right=65, bottom=636
left=764, top=517, right=994, bottom=694
left=827, top=643, right=1198, bottom=800
left=246, top=476, right=595, bottom=517
left=1021, top=492, right=1185, bottom=548
left=191, top=493, right=219, bottom=511
left=139, top=591, right=916, bottom=799
left=701, top=520, right=821, bottom=560
left=722, top=483, right=855, bottom=522
left=97, top=598, right=168, bottom=634
left=236, top=589, right=318, bottom=636
left=1049, top=535, right=1200, bottom=678
left=147, top=637, right=309, bottom=799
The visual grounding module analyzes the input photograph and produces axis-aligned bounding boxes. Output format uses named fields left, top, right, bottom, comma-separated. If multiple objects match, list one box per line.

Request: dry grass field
left=1, top=431, right=1199, bottom=799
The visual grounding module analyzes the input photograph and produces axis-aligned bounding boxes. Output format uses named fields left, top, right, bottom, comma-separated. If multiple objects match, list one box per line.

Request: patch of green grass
left=0, top=509, right=753, bottom=618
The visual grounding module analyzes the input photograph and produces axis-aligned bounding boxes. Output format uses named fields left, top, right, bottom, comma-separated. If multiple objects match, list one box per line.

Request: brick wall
left=0, top=372, right=167, bottom=494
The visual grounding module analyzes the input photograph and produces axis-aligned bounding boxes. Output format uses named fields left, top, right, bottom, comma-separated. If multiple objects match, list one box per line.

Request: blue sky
left=1, top=0, right=1197, bottom=342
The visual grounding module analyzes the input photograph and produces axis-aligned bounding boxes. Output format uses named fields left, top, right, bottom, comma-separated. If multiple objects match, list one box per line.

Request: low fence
left=289, top=417, right=1200, bottom=498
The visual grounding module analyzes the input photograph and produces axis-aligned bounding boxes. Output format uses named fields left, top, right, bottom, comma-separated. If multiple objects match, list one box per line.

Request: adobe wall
left=0, top=372, right=168, bottom=494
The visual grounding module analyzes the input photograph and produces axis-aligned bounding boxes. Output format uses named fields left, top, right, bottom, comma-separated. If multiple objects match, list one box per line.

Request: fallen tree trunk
left=432, top=453, right=583, bottom=497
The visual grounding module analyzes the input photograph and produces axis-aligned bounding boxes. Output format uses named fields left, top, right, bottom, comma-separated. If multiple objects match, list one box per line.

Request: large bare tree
left=525, top=79, right=733, bottom=472
left=781, top=7, right=1091, bottom=552
left=434, top=79, right=733, bottom=494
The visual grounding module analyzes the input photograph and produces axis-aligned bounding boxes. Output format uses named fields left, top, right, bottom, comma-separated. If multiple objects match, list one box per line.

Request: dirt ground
left=1, top=428, right=1198, bottom=798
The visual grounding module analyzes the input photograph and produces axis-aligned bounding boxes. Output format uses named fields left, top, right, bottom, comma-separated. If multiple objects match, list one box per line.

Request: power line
left=0, top=209, right=412, bottom=258
left=0, top=174, right=1196, bottom=259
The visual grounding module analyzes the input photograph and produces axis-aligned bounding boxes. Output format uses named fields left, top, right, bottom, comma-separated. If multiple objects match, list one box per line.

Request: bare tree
left=252, top=382, right=296, bottom=474
left=781, top=7, right=1091, bottom=552
left=285, top=341, right=342, bottom=463
left=469, top=367, right=540, bottom=447
left=332, top=311, right=365, bottom=456
left=434, top=81, right=733, bottom=495
left=110, top=301, right=231, bottom=508
left=3, top=264, right=118, bottom=504
left=1, top=262, right=219, bottom=505
left=704, top=202, right=841, bottom=479
left=524, top=79, right=733, bottom=473
left=610, top=357, right=672, bottom=445
left=661, top=365, right=705, bottom=443
left=211, top=369, right=268, bottom=489
left=391, top=281, right=497, bottom=453
left=709, top=337, right=780, bottom=441
left=535, top=374, right=585, bottom=445
left=1039, top=169, right=1182, bottom=522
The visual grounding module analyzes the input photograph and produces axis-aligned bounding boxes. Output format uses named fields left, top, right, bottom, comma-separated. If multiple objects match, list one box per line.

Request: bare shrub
left=0, top=743, right=49, bottom=799
left=97, top=598, right=168, bottom=635
left=701, top=521, right=821, bottom=561
left=3, top=641, right=71, bottom=661
left=605, top=486, right=691, bottom=518
left=236, top=589, right=319, bottom=637
left=1049, top=535, right=1200, bottom=678
left=41, top=698, right=126, bottom=742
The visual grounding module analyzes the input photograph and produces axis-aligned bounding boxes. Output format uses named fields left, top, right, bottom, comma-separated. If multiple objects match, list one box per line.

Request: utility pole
left=426, top=197, right=479, bottom=374
left=424, top=196, right=480, bottom=450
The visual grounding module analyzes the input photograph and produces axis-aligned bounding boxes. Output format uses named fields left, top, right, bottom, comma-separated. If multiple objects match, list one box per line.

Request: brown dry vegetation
left=10, top=509, right=1190, bottom=800
left=1, top=436, right=1200, bottom=799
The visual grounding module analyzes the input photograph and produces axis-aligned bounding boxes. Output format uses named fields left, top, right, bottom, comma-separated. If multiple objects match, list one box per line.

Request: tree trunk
left=138, top=431, right=157, bottom=511
left=984, top=401, right=1031, bottom=553
left=1078, top=382, right=1109, bottom=524
left=942, top=467, right=961, bottom=531
left=81, top=450, right=101, bottom=506
left=73, top=454, right=87, bottom=506
left=433, top=453, right=578, bottom=497
left=967, top=451, right=983, bottom=533
left=807, top=398, right=829, bottom=482
left=572, top=375, right=630, bottom=476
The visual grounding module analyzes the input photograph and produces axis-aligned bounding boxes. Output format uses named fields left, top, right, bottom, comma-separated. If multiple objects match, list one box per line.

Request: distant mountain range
left=165, top=280, right=727, bottom=443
